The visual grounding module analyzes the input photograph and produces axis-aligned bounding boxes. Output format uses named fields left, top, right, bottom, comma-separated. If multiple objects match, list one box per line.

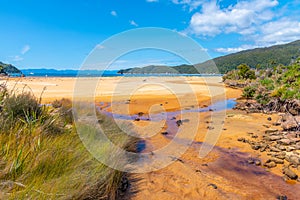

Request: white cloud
left=257, top=19, right=300, bottom=45
left=172, top=0, right=204, bottom=11
left=146, top=0, right=159, bottom=2
left=129, top=20, right=138, bottom=27
left=110, top=10, right=117, bottom=17
left=215, top=45, right=261, bottom=53
left=12, top=55, right=24, bottom=62
left=21, top=45, right=30, bottom=55
left=187, top=0, right=278, bottom=36
left=96, top=44, right=105, bottom=49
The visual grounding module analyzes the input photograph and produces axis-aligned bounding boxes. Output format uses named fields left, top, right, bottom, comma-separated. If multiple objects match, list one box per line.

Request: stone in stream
left=283, top=167, right=298, bottom=180
left=176, top=120, right=183, bottom=127
left=255, top=160, right=262, bottom=166
left=137, top=112, right=144, bottom=117
left=247, top=158, right=255, bottom=164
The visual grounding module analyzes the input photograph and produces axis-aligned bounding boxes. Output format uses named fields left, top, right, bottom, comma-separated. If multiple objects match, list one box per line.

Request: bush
left=242, top=86, right=256, bottom=98
left=52, top=98, right=73, bottom=124
left=2, top=92, right=42, bottom=121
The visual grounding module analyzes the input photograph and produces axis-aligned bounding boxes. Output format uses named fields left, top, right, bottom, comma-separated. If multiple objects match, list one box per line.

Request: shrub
left=2, top=92, right=42, bottom=122
left=52, top=98, right=73, bottom=124
left=242, top=86, right=256, bottom=98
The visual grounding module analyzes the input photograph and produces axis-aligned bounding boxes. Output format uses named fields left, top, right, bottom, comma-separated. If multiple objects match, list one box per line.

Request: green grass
left=0, top=83, right=136, bottom=199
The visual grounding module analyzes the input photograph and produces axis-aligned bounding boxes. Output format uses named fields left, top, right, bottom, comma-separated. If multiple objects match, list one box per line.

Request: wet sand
left=1, top=76, right=299, bottom=199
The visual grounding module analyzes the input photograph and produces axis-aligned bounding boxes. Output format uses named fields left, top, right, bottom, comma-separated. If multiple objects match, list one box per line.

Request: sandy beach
left=1, top=76, right=299, bottom=199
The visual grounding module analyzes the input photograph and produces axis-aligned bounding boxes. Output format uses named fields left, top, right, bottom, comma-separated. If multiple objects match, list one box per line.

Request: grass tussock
left=0, top=82, right=136, bottom=199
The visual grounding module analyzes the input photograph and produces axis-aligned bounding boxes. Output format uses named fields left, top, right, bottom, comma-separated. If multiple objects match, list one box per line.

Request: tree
left=237, top=64, right=256, bottom=80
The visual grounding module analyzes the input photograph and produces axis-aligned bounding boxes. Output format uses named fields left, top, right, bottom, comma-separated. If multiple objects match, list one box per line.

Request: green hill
left=205, top=40, right=300, bottom=73
left=118, top=40, right=300, bottom=74
left=0, top=62, right=22, bottom=75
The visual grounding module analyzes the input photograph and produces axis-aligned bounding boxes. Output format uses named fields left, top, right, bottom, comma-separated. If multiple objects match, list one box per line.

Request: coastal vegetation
left=223, top=58, right=300, bottom=106
left=0, top=62, right=21, bottom=75
left=0, top=83, right=134, bottom=199
left=118, top=40, right=300, bottom=74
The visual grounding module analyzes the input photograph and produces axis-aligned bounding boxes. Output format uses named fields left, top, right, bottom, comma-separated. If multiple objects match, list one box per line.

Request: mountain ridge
left=118, top=40, right=300, bottom=74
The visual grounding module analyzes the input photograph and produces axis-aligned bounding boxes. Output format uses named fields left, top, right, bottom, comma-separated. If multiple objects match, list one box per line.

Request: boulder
left=264, top=161, right=277, bottom=168
left=277, top=139, right=292, bottom=145
left=269, top=146, right=281, bottom=152
left=283, top=167, right=298, bottom=180
left=265, top=129, right=279, bottom=134
left=269, top=158, right=284, bottom=164
left=285, top=155, right=300, bottom=166
left=265, top=135, right=283, bottom=141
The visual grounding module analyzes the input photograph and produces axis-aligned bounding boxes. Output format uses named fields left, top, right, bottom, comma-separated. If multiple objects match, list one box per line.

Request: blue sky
left=0, top=0, right=299, bottom=70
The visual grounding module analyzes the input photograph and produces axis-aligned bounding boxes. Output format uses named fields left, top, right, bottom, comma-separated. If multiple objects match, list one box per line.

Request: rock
left=286, top=146, right=296, bottom=152
left=134, top=118, right=140, bottom=121
left=208, top=183, right=217, bottom=189
left=267, top=117, right=272, bottom=121
left=161, top=132, right=168, bottom=135
left=247, top=158, right=255, bottom=164
left=171, top=117, right=176, bottom=120
left=269, top=146, right=281, bottom=152
left=273, top=122, right=281, bottom=126
left=119, top=176, right=129, bottom=193
left=265, top=129, right=279, bottom=134
left=283, top=167, right=298, bottom=180
left=277, top=145, right=286, bottom=151
left=273, top=153, right=286, bottom=160
left=263, top=124, right=270, bottom=128
left=265, top=135, right=283, bottom=141
left=252, top=135, right=258, bottom=139
left=260, top=144, right=268, bottom=152
left=281, top=114, right=300, bottom=131
left=176, top=120, right=183, bottom=127
left=295, top=144, right=300, bottom=150
left=207, top=126, right=214, bottom=130
left=237, top=137, right=247, bottom=143
left=255, top=160, right=262, bottom=166
left=277, top=139, right=292, bottom=145
left=269, top=158, right=284, bottom=164
left=137, top=112, right=144, bottom=116
left=251, top=144, right=261, bottom=150
left=276, top=195, right=288, bottom=200
left=285, top=155, right=300, bottom=166
left=264, top=161, right=277, bottom=168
